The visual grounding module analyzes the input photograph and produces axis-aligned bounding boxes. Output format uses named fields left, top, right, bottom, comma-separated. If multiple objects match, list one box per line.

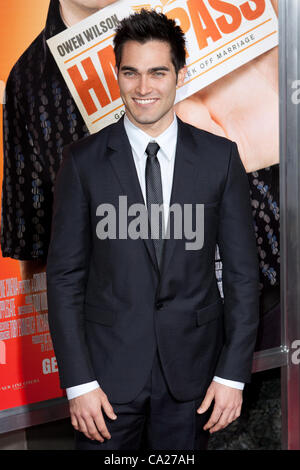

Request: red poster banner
left=0, top=0, right=64, bottom=411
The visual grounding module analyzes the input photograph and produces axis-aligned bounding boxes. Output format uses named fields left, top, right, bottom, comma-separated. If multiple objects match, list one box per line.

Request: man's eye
left=124, top=71, right=135, bottom=76
left=153, top=72, right=165, bottom=77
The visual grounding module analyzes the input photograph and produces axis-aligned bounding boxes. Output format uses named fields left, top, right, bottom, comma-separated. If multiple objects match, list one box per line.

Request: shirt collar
left=124, top=113, right=178, bottom=162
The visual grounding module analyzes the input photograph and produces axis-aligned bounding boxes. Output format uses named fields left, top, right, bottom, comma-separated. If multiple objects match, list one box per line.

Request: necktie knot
left=146, top=142, right=160, bottom=158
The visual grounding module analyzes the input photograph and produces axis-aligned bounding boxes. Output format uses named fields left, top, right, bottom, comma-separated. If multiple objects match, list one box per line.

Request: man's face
left=116, top=40, right=186, bottom=135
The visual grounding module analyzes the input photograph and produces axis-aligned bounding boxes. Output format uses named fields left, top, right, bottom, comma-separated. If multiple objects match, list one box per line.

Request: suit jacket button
left=156, top=302, right=163, bottom=310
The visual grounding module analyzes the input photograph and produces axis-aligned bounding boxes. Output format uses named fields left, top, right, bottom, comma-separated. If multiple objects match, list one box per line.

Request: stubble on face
left=117, top=40, right=186, bottom=137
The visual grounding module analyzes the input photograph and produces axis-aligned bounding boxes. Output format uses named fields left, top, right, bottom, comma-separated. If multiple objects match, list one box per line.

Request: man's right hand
left=69, top=387, right=117, bottom=442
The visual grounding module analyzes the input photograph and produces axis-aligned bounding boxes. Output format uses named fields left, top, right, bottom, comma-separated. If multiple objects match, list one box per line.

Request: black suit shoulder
left=178, top=118, right=238, bottom=177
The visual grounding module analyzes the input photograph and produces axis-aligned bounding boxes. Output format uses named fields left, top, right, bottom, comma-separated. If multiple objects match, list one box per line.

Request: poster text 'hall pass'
left=47, top=0, right=278, bottom=133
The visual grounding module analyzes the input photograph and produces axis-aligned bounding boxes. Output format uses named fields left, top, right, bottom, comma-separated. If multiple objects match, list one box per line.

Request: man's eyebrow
left=119, top=66, right=171, bottom=72
left=149, top=66, right=170, bottom=72
left=120, top=66, right=138, bottom=72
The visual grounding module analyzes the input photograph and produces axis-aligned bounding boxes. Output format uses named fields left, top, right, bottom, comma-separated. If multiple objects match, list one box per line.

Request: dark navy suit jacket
left=46, top=116, right=259, bottom=404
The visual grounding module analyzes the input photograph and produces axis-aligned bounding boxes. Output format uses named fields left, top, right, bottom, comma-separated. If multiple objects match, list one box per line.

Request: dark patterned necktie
left=145, top=142, right=164, bottom=268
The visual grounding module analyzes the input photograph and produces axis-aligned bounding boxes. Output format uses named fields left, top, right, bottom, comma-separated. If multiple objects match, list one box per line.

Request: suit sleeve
left=214, top=141, right=260, bottom=383
left=46, top=147, right=96, bottom=389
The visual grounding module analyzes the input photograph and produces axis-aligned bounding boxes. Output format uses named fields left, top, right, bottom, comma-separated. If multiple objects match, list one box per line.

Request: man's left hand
left=197, top=381, right=243, bottom=433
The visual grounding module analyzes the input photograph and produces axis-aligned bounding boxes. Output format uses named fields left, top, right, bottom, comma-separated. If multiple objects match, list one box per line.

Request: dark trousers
left=75, top=349, right=211, bottom=450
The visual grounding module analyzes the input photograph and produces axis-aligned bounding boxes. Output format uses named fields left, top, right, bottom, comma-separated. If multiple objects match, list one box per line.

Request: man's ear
left=177, top=66, right=187, bottom=87
left=115, top=66, right=119, bottom=78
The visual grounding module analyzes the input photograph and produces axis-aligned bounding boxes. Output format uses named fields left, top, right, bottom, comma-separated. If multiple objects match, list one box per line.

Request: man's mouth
left=133, top=98, right=159, bottom=105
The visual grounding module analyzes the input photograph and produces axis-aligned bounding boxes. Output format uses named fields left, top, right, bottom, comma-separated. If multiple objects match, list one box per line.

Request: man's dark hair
left=113, top=9, right=186, bottom=75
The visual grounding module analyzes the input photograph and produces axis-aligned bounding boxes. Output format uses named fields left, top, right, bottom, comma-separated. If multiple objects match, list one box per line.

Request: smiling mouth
left=133, top=98, right=159, bottom=105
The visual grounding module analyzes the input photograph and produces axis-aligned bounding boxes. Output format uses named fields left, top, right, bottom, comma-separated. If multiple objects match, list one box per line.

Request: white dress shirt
left=66, top=114, right=244, bottom=400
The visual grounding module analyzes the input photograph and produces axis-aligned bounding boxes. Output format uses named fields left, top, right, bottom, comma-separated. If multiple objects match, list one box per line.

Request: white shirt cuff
left=66, top=380, right=100, bottom=400
left=213, top=376, right=244, bottom=390
left=66, top=377, right=244, bottom=399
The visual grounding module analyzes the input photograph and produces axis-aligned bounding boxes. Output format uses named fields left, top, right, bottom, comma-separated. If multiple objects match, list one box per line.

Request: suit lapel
left=105, top=117, right=202, bottom=277
left=160, top=118, right=200, bottom=276
left=106, top=117, right=159, bottom=274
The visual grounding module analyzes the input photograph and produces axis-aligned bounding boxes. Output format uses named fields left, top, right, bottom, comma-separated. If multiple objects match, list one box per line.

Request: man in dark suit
left=46, top=9, right=259, bottom=450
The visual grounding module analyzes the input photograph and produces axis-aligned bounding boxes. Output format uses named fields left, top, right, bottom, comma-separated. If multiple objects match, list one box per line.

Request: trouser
left=74, top=349, right=211, bottom=450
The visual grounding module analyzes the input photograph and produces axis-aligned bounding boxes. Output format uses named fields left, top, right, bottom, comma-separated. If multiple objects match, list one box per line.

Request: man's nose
left=136, top=75, right=152, bottom=95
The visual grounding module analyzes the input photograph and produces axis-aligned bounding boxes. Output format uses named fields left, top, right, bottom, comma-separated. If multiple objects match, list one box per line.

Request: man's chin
left=126, top=115, right=155, bottom=127
left=135, top=118, right=159, bottom=126
left=128, top=112, right=163, bottom=127
left=125, top=106, right=174, bottom=129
